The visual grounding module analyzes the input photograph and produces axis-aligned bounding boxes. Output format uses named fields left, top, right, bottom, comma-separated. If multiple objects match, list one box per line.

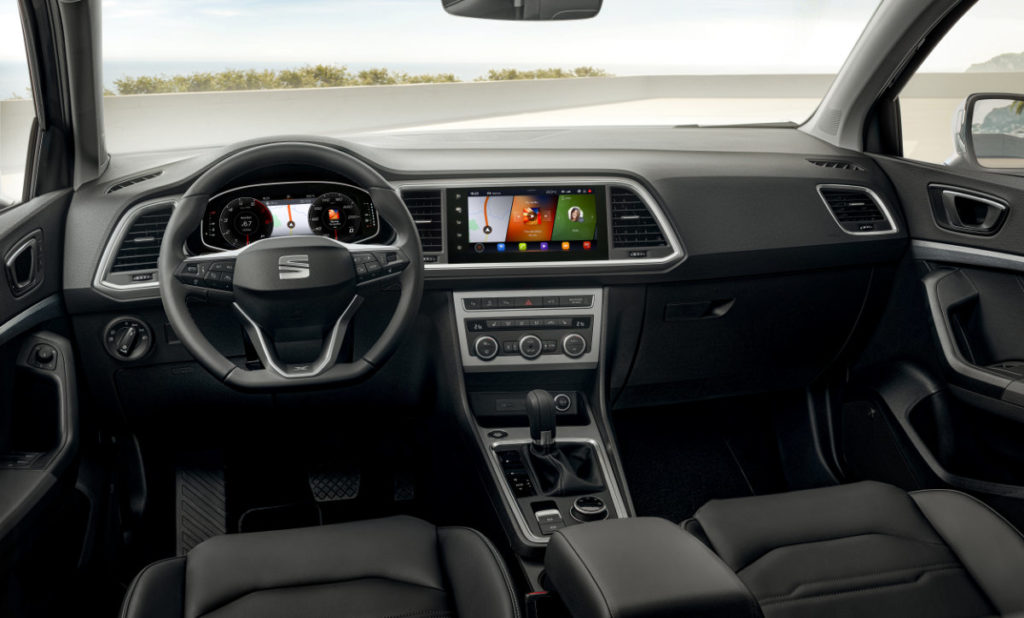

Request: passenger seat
left=684, top=481, right=1024, bottom=618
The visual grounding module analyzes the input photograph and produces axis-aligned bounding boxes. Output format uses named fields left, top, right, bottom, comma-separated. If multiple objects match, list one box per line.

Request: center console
left=451, top=286, right=630, bottom=555
left=454, top=289, right=602, bottom=371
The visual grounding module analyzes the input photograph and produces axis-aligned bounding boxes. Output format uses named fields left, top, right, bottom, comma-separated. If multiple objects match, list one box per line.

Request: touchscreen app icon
left=496, top=243, right=506, bottom=252
left=518, top=242, right=528, bottom=251
left=583, top=241, right=592, bottom=250
left=540, top=242, right=549, bottom=251
left=561, top=241, right=571, bottom=251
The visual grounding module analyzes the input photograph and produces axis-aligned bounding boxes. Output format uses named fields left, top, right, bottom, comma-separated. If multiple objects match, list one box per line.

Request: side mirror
left=442, top=0, right=602, bottom=21
left=950, top=93, right=1024, bottom=171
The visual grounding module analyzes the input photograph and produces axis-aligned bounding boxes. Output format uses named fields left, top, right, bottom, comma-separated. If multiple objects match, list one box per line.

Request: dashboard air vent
left=110, top=205, right=173, bottom=272
left=818, top=185, right=894, bottom=234
left=401, top=190, right=443, bottom=253
left=107, top=171, right=164, bottom=193
left=808, top=159, right=864, bottom=172
left=610, top=187, right=666, bottom=249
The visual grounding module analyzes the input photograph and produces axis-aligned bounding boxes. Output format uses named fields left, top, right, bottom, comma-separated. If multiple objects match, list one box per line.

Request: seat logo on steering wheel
left=277, top=254, right=311, bottom=280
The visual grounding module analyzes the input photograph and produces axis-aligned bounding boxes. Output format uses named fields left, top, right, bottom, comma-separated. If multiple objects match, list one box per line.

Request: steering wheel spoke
left=233, top=295, right=364, bottom=379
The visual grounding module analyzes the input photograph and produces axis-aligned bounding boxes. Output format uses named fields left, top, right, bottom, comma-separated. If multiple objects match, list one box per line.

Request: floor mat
left=612, top=394, right=789, bottom=523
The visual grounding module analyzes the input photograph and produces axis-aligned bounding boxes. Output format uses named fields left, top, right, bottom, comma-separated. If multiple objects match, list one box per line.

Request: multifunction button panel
left=454, top=289, right=603, bottom=371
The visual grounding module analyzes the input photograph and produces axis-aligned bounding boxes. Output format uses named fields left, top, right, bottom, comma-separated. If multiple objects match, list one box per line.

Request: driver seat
left=119, top=515, right=520, bottom=618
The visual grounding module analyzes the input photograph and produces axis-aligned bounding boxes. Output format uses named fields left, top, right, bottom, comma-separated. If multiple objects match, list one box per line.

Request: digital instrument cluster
left=201, top=182, right=380, bottom=250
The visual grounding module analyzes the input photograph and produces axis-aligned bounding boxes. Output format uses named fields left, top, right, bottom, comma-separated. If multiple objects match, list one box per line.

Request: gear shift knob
left=526, top=389, right=556, bottom=450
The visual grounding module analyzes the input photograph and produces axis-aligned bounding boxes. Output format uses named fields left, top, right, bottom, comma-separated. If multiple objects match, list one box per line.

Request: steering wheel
left=158, top=142, right=424, bottom=390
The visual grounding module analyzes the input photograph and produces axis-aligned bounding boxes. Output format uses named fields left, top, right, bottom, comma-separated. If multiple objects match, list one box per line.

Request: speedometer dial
left=218, top=197, right=273, bottom=248
left=308, top=192, right=363, bottom=242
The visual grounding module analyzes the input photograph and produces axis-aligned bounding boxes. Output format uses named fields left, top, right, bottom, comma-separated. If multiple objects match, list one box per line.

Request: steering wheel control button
left=474, top=336, right=499, bottom=361
left=176, top=260, right=235, bottom=290
left=353, top=250, right=409, bottom=284
left=571, top=496, right=609, bottom=523
left=487, top=430, right=509, bottom=439
left=104, top=317, right=153, bottom=361
left=562, top=333, right=587, bottom=358
left=518, top=334, right=543, bottom=360
left=553, top=393, right=573, bottom=413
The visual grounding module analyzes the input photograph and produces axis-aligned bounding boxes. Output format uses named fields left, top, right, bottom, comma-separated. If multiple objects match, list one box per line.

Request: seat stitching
left=735, top=531, right=950, bottom=573
left=756, top=562, right=963, bottom=602
left=440, top=526, right=522, bottom=618
left=759, top=565, right=967, bottom=606
left=195, top=576, right=449, bottom=617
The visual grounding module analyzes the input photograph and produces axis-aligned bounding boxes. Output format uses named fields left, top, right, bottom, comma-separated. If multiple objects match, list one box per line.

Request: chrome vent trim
left=817, top=184, right=898, bottom=236
left=610, top=187, right=667, bottom=249
left=94, top=200, right=176, bottom=294
left=400, top=189, right=444, bottom=253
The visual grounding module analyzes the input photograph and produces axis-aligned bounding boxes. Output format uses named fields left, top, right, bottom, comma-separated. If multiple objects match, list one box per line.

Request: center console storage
left=545, top=518, right=761, bottom=618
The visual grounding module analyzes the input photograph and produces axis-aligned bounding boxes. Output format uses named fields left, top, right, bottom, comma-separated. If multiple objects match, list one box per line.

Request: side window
left=0, top=0, right=36, bottom=205
left=900, top=1, right=1024, bottom=165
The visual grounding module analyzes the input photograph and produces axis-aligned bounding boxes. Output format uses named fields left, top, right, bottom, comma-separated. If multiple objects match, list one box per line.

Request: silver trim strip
left=93, top=199, right=176, bottom=295
left=0, top=294, right=62, bottom=348
left=453, top=288, right=603, bottom=372
left=485, top=436, right=628, bottom=545
left=816, top=184, right=900, bottom=236
left=393, top=176, right=685, bottom=271
left=913, top=239, right=1024, bottom=273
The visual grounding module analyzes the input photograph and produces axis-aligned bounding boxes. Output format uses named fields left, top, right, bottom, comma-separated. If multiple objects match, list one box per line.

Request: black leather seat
left=685, top=481, right=1024, bottom=618
left=120, top=515, right=520, bottom=618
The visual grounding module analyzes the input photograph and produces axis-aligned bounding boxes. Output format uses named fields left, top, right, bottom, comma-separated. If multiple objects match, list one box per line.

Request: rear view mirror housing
left=950, top=93, right=1024, bottom=173
left=442, top=0, right=602, bottom=21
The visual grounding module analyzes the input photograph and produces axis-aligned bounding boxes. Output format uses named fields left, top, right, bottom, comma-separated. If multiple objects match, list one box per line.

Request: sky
left=1, top=0, right=1023, bottom=79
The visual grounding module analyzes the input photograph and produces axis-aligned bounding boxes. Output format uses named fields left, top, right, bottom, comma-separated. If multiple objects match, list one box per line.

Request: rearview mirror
left=951, top=93, right=1024, bottom=171
left=442, top=0, right=602, bottom=20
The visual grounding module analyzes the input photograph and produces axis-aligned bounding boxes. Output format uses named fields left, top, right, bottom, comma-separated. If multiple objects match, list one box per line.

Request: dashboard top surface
left=64, top=127, right=908, bottom=311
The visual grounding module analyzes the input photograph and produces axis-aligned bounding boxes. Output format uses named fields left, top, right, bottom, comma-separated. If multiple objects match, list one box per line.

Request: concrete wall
left=1, top=72, right=1021, bottom=200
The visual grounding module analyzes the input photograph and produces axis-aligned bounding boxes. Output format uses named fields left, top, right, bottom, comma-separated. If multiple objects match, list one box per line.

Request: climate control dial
left=562, top=333, right=587, bottom=358
left=474, top=335, right=499, bottom=361
left=518, top=334, right=543, bottom=360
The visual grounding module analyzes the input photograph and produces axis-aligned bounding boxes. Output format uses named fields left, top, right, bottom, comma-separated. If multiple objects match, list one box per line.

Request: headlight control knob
left=103, top=317, right=153, bottom=361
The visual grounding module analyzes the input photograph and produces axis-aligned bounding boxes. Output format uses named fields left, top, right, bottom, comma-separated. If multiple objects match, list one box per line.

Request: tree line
left=109, top=65, right=610, bottom=95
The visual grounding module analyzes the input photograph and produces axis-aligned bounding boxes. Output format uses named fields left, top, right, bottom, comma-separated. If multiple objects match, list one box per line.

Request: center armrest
left=545, top=517, right=762, bottom=618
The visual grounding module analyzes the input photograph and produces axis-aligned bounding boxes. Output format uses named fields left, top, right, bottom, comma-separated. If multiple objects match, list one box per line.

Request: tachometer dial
left=218, top=197, right=273, bottom=248
left=308, top=192, right=364, bottom=242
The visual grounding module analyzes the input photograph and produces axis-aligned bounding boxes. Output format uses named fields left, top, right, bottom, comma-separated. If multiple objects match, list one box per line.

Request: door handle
left=928, top=185, right=1008, bottom=236
left=4, top=229, right=44, bottom=297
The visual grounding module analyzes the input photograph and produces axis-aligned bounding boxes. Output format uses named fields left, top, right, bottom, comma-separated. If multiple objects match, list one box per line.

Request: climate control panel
left=454, top=289, right=602, bottom=372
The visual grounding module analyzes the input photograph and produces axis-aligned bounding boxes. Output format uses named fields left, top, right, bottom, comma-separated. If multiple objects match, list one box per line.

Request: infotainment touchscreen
left=446, top=186, right=608, bottom=263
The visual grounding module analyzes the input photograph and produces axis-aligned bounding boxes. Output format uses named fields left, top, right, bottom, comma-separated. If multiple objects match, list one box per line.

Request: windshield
left=92, top=0, right=884, bottom=152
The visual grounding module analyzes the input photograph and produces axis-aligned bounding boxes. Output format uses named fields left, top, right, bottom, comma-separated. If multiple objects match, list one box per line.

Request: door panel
left=856, top=155, right=1024, bottom=513
left=0, top=190, right=84, bottom=617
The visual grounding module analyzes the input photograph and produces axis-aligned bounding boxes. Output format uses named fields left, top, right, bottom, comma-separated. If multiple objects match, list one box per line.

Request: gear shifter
left=523, top=389, right=604, bottom=496
left=526, top=389, right=557, bottom=451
